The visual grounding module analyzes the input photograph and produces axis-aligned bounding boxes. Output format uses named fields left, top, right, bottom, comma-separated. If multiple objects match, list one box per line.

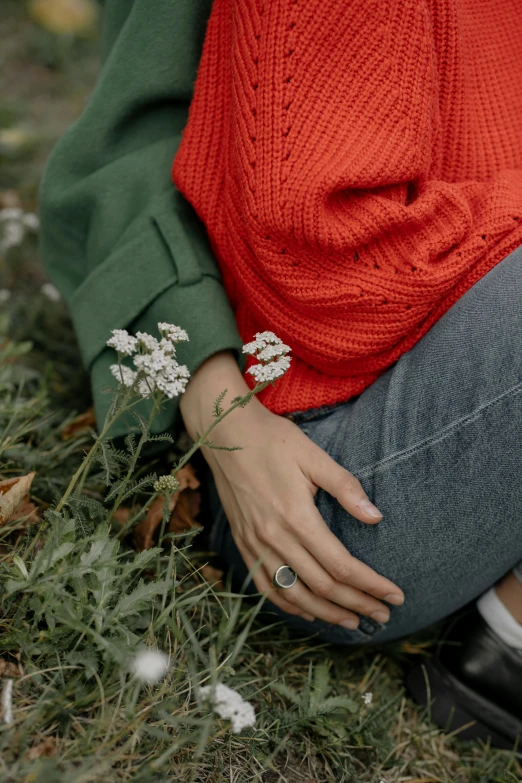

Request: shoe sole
left=405, top=659, right=522, bottom=750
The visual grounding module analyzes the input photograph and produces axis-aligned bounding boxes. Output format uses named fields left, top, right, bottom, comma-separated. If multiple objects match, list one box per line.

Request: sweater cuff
left=90, top=275, right=246, bottom=440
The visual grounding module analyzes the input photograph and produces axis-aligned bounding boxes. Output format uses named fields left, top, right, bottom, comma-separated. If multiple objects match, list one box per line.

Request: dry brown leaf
left=133, top=495, right=170, bottom=551
left=133, top=464, right=201, bottom=551
left=10, top=498, right=39, bottom=526
left=200, top=564, right=225, bottom=591
left=0, top=473, right=36, bottom=526
left=174, top=464, right=201, bottom=493
left=61, top=407, right=96, bottom=440
left=26, top=737, right=57, bottom=761
left=0, top=658, right=20, bottom=677
left=169, top=487, right=201, bottom=534
left=112, top=504, right=141, bottom=529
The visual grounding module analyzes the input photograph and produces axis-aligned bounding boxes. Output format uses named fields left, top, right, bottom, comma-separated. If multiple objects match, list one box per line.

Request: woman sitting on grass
left=39, top=0, right=522, bottom=749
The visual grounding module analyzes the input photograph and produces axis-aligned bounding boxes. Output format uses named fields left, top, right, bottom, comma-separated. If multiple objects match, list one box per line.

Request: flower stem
left=55, top=387, right=135, bottom=513
left=108, top=400, right=160, bottom=518
left=173, top=383, right=266, bottom=475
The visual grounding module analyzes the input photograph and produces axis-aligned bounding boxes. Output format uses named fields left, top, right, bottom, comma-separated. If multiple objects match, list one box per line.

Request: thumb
left=309, top=448, right=384, bottom=525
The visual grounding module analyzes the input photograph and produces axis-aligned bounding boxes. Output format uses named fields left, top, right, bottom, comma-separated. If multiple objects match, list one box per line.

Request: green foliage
left=271, top=660, right=358, bottom=721
left=212, top=388, right=228, bottom=418
left=0, top=294, right=519, bottom=782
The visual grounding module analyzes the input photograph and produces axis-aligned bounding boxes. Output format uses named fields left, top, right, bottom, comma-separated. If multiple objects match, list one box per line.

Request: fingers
left=240, top=537, right=361, bottom=628
left=268, top=532, right=392, bottom=621
left=294, top=509, right=404, bottom=603
left=310, top=449, right=384, bottom=525
left=237, top=527, right=392, bottom=628
left=236, top=538, right=309, bottom=619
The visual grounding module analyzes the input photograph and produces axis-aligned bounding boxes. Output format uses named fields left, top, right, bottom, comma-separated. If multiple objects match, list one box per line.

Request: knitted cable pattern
left=173, top=0, right=522, bottom=415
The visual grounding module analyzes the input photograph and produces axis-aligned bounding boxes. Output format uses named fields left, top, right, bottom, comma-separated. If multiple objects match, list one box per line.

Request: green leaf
left=80, top=537, right=111, bottom=568
left=310, top=660, right=331, bottom=709
left=212, top=388, right=228, bottom=418
left=120, top=547, right=163, bottom=577
left=269, top=682, right=302, bottom=707
left=36, top=541, right=75, bottom=573
left=112, top=578, right=166, bottom=619
left=318, top=696, right=358, bottom=715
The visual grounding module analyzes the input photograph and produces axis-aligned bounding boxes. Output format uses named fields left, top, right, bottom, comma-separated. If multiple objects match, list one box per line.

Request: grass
left=0, top=4, right=521, bottom=781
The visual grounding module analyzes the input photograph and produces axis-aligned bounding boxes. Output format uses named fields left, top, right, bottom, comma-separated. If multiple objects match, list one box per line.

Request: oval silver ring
left=272, top=565, right=298, bottom=589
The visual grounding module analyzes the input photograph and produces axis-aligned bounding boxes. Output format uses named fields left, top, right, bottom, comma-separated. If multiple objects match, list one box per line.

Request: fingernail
left=384, top=593, right=404, bottom=606
left=357, top=499, right=383, bottom=519
left=371, top=611, right=390, bottom=623
left=302, top=613, right=315, bottom=622
left=340, top=617, right=359, bottom=630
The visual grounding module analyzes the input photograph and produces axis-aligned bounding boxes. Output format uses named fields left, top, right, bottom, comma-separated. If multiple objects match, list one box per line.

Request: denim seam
left=355, top=378, right=522, bottom=479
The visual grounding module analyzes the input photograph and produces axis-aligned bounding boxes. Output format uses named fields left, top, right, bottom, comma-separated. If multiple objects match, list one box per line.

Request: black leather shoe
left=405, top=604, right=522, bottom=749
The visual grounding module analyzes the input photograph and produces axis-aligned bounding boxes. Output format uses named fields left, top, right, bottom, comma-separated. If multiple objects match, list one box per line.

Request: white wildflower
left=40, top=282, right=61, bottom=302
left=0, top=220, right=24, bottom=253
left=137, top=377, right=154, bottom=399
left=2, top=679, right=13, bottom=725
left=362, top=692, right=373, bottom=706
left=199, top=682, right=256, bottom=734
left=133, top=347, right=171, bottom=374
left=110, top=363, right=137, bottom=387
left=22, top=212, right=39, bottom=231
left=107, top=323, right=190, bottom=399
left=242, top=331, right=292, bottom=384
left=106, top=328, right=138, bottom=356
left=256, top=343, right=291, bottom=362
left=132, top=649, right=170, bottom=684
left=134, top=347, right=190, bottom=399
left=159, top=337, right=176, bottom=354
left=0, top=208, right=23, bottom=222
left=242, top=330, right=281, bottom=353
left=0, top=208, right=38, bottom=254
left=247, top=355, right=291, bottom=383
left=0, top=289, right=11, bottom=304
left=154, top=474, right=180, bottom=494
left=135, top=331, right=159, bottom=351
left=158, top=323, right=189, bottom=343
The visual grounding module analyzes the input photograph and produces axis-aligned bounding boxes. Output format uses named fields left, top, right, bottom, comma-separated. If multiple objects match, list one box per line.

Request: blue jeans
left=206, top=242, right=522, bottom=645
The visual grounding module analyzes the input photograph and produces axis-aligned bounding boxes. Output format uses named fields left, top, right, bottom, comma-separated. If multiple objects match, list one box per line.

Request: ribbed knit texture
left=172, top=0, right=522, bottom=415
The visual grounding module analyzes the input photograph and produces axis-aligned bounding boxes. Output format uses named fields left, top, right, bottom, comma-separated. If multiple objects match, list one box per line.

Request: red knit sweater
left=173, top=0, right=522, bottom=415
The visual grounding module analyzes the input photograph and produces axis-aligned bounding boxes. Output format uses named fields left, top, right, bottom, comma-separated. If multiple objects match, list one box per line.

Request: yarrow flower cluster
left=153, top=474, right=180, bottom=495
left=107, top=323, right=190, bottom=400
left=0, top=207, right=39, bottom=254
left=198, top=682, right=256, bottom=734
left=242, top=331, right=291, bottom=384
left=362, top=692, right=373, bottom=706
left=132, top=648, right=170, bottom=684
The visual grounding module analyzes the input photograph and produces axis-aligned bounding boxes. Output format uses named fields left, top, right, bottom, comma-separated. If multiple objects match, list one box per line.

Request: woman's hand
left=180, top=352, right=404, bottom=628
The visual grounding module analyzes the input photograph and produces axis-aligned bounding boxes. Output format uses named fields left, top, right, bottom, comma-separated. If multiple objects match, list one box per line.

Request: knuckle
left=313, top=577, right=334, bottom=599
left=337, top=472, right=362, bottom=496
left=284, top=509, right=308, bottom=532
left=256, top=521, right=277, bottom=545
left=242, top=527, right=256, bottom=546
left=329, top=559, right=354, bottom=583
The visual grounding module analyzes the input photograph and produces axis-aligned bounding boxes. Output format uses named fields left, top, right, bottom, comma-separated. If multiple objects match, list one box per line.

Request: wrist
left=179, top=350, right=251, bottom=440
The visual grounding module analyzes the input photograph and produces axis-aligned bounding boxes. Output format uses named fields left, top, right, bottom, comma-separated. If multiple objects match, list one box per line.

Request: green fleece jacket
left=38, top=0, right=246, bottom=440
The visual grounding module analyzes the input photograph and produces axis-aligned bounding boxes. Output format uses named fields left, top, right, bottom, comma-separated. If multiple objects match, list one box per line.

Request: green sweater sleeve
left=38, top=0, right=246, bottom=440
